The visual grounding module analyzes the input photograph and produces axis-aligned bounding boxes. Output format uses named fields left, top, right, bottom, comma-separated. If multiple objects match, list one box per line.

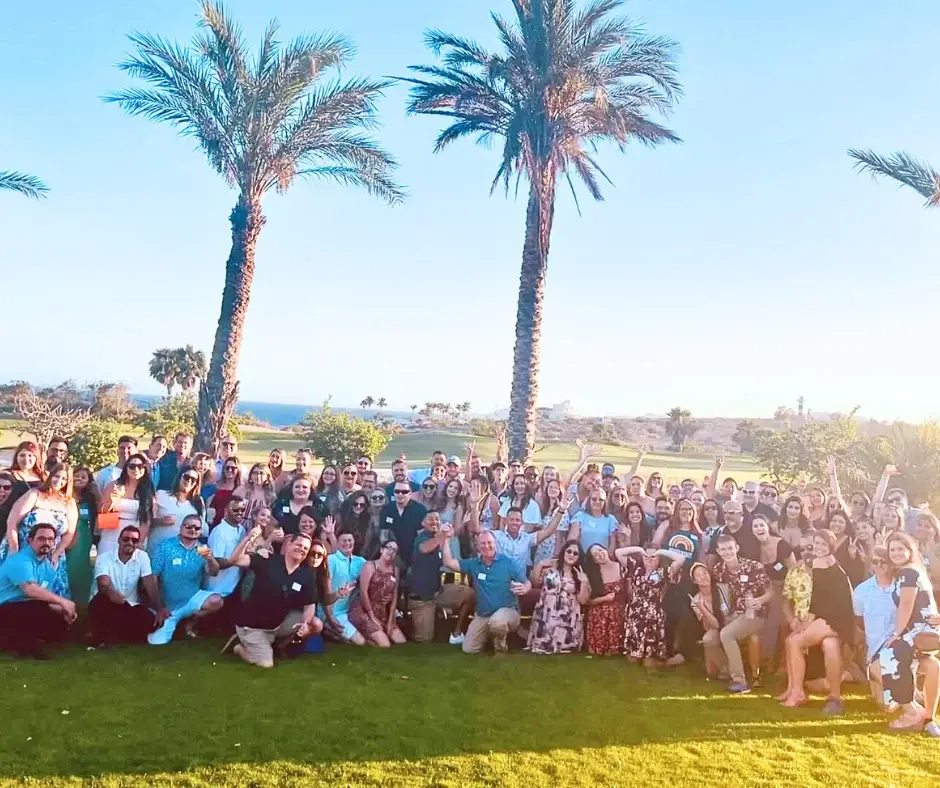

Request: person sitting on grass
left=409, top=511, right=475, bottom=646
left=0, top=523, right=77, bottom=659
left=688, top=561, right=730, bottom=680
left=221, top=528, right=325, bottom=668
left=322, top=532, right=367, bottom=646
left=441, top=528, right=531, bottom=655
left=89, top=525, right=167, bottom=646
left=147, top=515, right=223, bottom=645
left=346, top=540, right=407, bottom=648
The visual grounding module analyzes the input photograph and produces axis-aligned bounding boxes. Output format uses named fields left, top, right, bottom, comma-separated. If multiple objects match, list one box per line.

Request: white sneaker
left=448, top=633, right=464, bottom=646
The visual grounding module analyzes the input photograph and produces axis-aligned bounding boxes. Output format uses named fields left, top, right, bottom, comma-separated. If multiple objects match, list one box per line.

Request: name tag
left=40, top=581, right=49, bottom=589
left=172, top=558, right=183, bottom=566
left=291, top=582, right=302, bottom=592
left=774, top=562, right=784, bottom=571
left=386, top=517, right=394, bottom=524
left=282, top=506, right=290, bottom=514
left=740, top=574, right=748, bottom=582
left=477, top=572, right=487, bottom=581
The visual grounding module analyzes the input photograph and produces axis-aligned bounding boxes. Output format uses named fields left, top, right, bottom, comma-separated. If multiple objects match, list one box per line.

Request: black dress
left=808, top=563, right=855, bottom=644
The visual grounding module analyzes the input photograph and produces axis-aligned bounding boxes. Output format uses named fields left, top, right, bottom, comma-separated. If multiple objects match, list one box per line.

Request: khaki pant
left=410, top=584, right=475, bottom=643
left=463, top=607, right=521, bottom=654
left=235, top=610, right=305, bottom=667
left=701, top=628, right=728, bottom=673
left=718, top=613, right=764, bottom=684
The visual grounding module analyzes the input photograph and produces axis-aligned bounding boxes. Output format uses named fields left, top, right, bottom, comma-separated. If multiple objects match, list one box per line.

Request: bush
left=299, top=399, right=391, bottom=467
left=69, top=420, right=124, bottom=471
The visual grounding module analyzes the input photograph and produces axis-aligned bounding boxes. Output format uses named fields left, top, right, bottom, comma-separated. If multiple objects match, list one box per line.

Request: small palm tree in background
left=405, top=0, right=681, bottom=460
left=149, top=348, right=183, bottom=398
left=376, top=397, right=387, bottom=410
left=848, top=149, right=940, bottom=207
left=174, top=345, right=207, bottom=392
left=0, top=170, right=48, bottom=199
left=666, top=406, right=695, bottom=452
left=106, top=0, right=402, bottom=455
left=360, top=396, right=375, bottom=410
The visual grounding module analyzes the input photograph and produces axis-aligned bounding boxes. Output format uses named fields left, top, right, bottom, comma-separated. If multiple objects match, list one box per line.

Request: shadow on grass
left=0, top=641, right=899, bottom=781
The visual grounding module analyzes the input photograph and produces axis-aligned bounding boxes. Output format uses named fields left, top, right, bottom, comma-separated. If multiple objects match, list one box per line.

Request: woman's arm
left=358, top=562, right=378, bottom=620
left=651, top=522, right=669, bottom=549
left=6, top=490, right=37, bottom=553
left=440, top=529, right=462, bottom=572
left=827, top=455, right=847, bottom=510
left=614, top=545, right=643, bottom=565
left=576, top=568, right=591, bottom=605
left=386, top=572, right=399, bottom=633
left=891, top=584, right=917, bottom=641
left=53, top=503, right=79, bottom=561
left=703, top=455, right=722, bottom=499
left=534, top=503, right=568, bottom=547
left=560, top=440, right=599, bottom=490
left=529, top=560, right=552, bottom=586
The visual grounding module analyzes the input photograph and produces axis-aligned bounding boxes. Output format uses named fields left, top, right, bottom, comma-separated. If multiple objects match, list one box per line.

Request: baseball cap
left=602, top=463, right=616, bottom=476
left=491, top=461, right=507, bottom=470
left=446, top=455, right=461, bottom=467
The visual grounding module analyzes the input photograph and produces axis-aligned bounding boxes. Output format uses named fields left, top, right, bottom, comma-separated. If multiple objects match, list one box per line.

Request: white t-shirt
left=498, top=497, right=542, bottom=525
left=204, top=520, right=245, bottom=596
left=92, top=549, right=152, bottom=606
left=152, top=490, right=206, bottom=550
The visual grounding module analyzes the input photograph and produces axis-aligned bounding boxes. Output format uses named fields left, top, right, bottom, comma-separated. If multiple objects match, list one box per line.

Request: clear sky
left=2, top=0, right=938, bottom=422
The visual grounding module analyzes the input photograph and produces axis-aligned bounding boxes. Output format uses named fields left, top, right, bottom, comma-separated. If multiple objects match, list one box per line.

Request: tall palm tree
left=405, top=0, right=680, bottom=460
left=174, top=345, right=208, bottom=392
left=106, top=1, right=402, bottom=455
left=666, top=406, right=694, bottom=452
left=376, top=397, right=387, bottom=409
left=360, top=396, right=375, bottom=410
left=848, top=149, right=940, bottom=207
left=149, top=348, right=182, bottom=398
left=0, top=170, right=48, bottom=199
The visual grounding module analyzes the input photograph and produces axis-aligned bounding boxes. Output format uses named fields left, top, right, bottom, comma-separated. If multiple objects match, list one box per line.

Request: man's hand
left=60, top=599, right=78, bottom=624
left=509, top=581, right=527, bottom=597
left=464, top=440, right=476, bottom=456
left=322, top=516, right=336, bottom=535
left=154, top=607, right=171, bottom=627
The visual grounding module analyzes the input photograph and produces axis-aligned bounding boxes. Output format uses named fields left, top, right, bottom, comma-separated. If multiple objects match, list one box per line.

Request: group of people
left=0, top=433, right=938, bottom=738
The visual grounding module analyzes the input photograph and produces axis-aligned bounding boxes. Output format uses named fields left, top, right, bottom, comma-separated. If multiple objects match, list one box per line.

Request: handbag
left=97, top=511, right=121, bottom=531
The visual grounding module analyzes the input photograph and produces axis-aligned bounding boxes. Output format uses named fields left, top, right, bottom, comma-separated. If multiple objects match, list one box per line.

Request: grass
left=0, top=641, right=935, bottom=787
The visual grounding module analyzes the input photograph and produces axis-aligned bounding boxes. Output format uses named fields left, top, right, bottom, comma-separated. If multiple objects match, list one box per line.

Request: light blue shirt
left=853, top=575, right=897, bottom=662
left=573, top=512, right=617, bottom=550
left=0, top=547, right=56, bottom=605
left=493, top=529, right=538, bottom=575
left=151, top=538, right=206, bottom=610
left=327, top=552, right=366, bottom=616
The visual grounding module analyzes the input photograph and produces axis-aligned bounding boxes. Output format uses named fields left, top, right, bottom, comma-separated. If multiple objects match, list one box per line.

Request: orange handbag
left=97, top=511, right=121, bottom=531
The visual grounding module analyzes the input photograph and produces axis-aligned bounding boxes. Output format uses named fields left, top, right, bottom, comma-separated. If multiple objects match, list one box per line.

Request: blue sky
left=2, top=0, right=938, bottom=421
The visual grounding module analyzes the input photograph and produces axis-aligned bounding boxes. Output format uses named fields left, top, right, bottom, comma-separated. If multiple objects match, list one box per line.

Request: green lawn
left=0, top=641, right=934, bottom=787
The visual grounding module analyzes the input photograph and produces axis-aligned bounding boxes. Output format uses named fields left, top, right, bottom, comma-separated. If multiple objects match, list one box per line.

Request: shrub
left=299, top=399, right=390, bottom=466
left=69, top=420, right=124, bottom=471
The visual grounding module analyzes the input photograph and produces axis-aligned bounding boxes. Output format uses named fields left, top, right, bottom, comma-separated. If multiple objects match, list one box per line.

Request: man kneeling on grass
left=222, top=527, right=324, bottom=668
left=440, top=527, right=530, bottom=655
left=0, top=523, right=77, bottom=659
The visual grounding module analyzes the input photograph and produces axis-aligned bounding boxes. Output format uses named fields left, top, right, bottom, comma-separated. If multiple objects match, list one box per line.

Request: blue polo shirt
left=151, top=538, right=206, bottom=610
left=0, top=547, right=56, bottom=605
left=327, top=552, right=366, bottom=616
left=458, top=553, right=526, bottom=616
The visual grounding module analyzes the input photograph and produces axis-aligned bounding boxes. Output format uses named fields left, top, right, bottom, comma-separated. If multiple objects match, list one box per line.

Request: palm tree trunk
left=508, top=169, right=555, bottom=461
left=195, top=195, right=266, bottom=454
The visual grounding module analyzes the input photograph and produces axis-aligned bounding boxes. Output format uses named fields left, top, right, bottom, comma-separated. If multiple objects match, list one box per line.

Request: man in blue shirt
left=0, top=523, right=77, bottom=658
left=441, top=528, right=530, bottom=655
left=147, top=514, right=223, bottom=645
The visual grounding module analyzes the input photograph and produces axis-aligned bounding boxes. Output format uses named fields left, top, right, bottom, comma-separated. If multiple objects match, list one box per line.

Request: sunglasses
left=182, top=475, right=199, bottom=483
left=353, top=500, right=367, bottom=508
left=311, top=550, right=327, bottom=558
left=0, top=484, right=12, bottom=492
left=563, top=548, right=580, bottom=556
left=126, top=463, right=144, bottom=470
left=761, top=490, right=777, bottom=498
left=120, top=536, right=140, bottom=544
left=394, top=490, right=410, bottom=495
left=871, top=558, right=886, bottom=567
left=183, top=522, right=202, bottom=529
left=370, top=495, right=386, bottom=502
left=343, top=471, right=357, bottom=477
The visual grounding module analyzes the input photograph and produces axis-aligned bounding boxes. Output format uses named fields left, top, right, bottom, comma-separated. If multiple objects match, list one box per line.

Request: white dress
left=151, top=490, right=205, bottom=554
left=99, top=497, right=140, bottom=554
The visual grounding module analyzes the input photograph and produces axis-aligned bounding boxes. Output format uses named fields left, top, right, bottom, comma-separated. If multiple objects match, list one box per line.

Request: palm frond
left=848, top=148, right=940, bottom=207
left=297, top=164, right=404, bottom=204
left=0, top=170, right=48, bottom=199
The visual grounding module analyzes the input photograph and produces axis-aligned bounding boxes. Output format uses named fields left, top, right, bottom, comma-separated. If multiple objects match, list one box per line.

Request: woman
left=67, top=466, right=99, bottom=604
left=527, top=539, right=590, bottom=654
left=622, top=502, right=646, bottom=548
left=882, top=503, right=904, bottom=535
left=806, top=487, right=828, bottom=529
left=190, top=453, right=216, bottom=501
left=853, top=518, right=878, bottom=579
left=533, top=478, right=571, bottom=564
left=700, top=498, right=724, bottom=544
left=878, top=531, right=940, bottom=732
left=207, top=456, right=242, bottom=527
left=652, top=499, right=702, bottom=559
left=606, top=486, right=630, bottom=529
left=100, top=454, right=155, bottom=554
left=583, top=543, right=627, bottom=655
left=496, top=474, right=541, bottom=531
left=233, top=463, right=276, bottom=522
left=568, top=489, right=618, bottom=555
left=752, top=513, right=795, bottom=665
left=315, top=465, right=344, bottom=517
left=273, top=475, right=316, bottom=535
left=647, top=472, right=664, bottom=500
left=347, top=539, right=406, bottom=647
left=688, top=562, right=730, bottom=680
left=915, top=513, right=940, bottom=594
left=416, top=478, right=439, bottom=510
left=0, top=462, right=77, bottom=599
left=469, top=473, right=497, bottom=534
left=778, top=495, right=813, bottom=549
left=267, top=449, right=287, bottom=488
left=337, top=490, right=371, bottom=554
left=778, top=529, right=854, bottom=712
left=153, top=465, right=207, bottom=553
left=362, top=488, right=389, bottom=560
left=5, top=441, right=45, bottom=507
left=436, top=478, right=465, bottom=564
left=245, top=506, right=282, bottom=557
left=847, top=491, right=871, bottom=523
left=828, top=509, right=866, bottom=587
left=340, top=464, right=360, bottom=495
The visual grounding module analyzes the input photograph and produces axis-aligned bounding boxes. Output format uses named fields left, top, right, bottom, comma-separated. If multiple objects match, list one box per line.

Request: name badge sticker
left=282, top=506, right=290, bottom=514
left=477, top=572, right=487, bottom=581
left=774, top=562, right=784, bottom=571
left=172, top=558, right=183, bottom=566
left=740, top=574, right=748, bottom=582
left=386, top=517, right=394, bottom=524
left=291, top=582, right=302, bottom=592
left=40, top=581, right=49, bottom=589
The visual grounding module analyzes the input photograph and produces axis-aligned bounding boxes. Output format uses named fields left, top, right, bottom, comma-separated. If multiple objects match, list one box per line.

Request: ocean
left=132, top=396, right=412, bottom=428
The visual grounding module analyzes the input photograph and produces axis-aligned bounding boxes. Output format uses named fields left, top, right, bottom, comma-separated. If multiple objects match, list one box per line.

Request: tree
left=848, top=149, right=940, bottom=207
left=797, top=396, right=805, bottom=418
left=107, top=1, right=402, bottom=457
left=87, top=382, right=138, bottom=423
left=299, top=398, right=391, bottom=467
left=360, top=396, right=375, bottom=410
left=773, top=405, right=794, bottom=422
left=135, top=392, right=199, bottom=441
left=174, top=345, right=207, bottom=392
left=376, top=397, right=387, bottom=410
left=854, top=422, right=940, bottom=511
left=13, top=390, right=92, bottom=447
left=410, top=404, right=418, bottom=421
left=69, top=420, right=125, bottom=472
left=0, top=170, right=48, bottom=199
left=666, top=407, right=697, bottom=452
left=149, top=348, right=182, bottom=398
left=732, top=420, right=757, bottom=452
left=405, top=0, right=680, bottom=460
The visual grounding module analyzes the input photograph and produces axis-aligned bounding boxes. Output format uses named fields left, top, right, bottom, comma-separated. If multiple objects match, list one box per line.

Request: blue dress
left=0, top=508, right=72, bottom=599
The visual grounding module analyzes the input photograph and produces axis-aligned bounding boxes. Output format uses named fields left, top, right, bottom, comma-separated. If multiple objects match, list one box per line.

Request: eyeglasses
left=370, top=495, right=386, bottom=502
left=563, top=548, right=580, bottom=556
left=225, top=465, right=238, bottom=472
left=0, top=484, right=11, bottom=492
left=394, top=489, right=410, bottom=495
left=311, top=550, right=327, bottom=558
left=126, top=463, right=144, bottom=470
left=353, top=500, right=367, bottom=508
left=871, top=558, right=886, bottom=567
left=742, top=489, right=757, bottom=495
left=182, top=475, right=199, bottom=483
left=760, top=490, right=777, bottom=498
left=183, top=522, right=202, bottom=529
left=343, top=471, right=357, bottom=477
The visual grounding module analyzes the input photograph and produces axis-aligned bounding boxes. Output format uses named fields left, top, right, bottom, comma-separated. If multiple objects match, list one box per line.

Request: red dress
left=210, top=487, right=235, bottom=527
left=348, top=562, right=398, bottom=636
left=586, top=564, right=627, bottom=655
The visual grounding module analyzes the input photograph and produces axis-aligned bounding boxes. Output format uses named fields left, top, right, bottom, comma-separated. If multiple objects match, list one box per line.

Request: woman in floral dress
left=616, top=545, right=686, bottom=666
left=584, top=543, right=628, bottom=655
left=347, top=540, right=406, bottom=647
left=527, top=540, right=590, bottom=654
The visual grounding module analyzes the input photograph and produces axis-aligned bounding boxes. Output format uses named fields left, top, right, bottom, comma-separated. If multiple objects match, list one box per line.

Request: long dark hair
left=116, top=453, right=154, bottom=527
left=172, top=464, right=206, bottom=518
left=699, top=498, right=724, bottom=529
left=583, top=545, right=610, bottom=599
left=501, top=473, right=533, bottom=513
left=72, top=466, right=100, bottom=533
left=338, top=491, right=370, bottom=551
left=555, top=539, right=585, bottom=596
left=782, top=495, right=812, bottom=534
left=436, top=478, right=465, bottom=513
left=826, top=509, right=855, bottom=539
left=307, top=537, right=332, bottom=602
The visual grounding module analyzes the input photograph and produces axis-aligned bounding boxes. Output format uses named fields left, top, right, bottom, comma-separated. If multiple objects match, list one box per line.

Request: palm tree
left=410, top=403, right=418, bottom=421
left=732, top=419, right=757, bottom=452
left=404, top=0, right=680, bottom=460
left=360, top=396, right=375, bottom=410
left=174, top=345, right=207, bottom=392
left=149, top=348, right=182, bottom=398
left=106, top=1, right=402, bottom=455
left=848, top=149, right=940, bottom=207
left=376, top=397, right=387, bottom=409
left=0, top=170, right=48, bottom=199
left=666, top=406, right=695, bottom=452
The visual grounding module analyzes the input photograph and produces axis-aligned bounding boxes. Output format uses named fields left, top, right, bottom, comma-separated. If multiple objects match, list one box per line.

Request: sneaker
left=924, top=720, right=940, bottom=738
left=665, top=653, right=685, bottom=667
left=728, top=681, right=751, bottom=694
left=448, top=633, right=464, bottom=646
left=822, top=698, right=846, bottom=716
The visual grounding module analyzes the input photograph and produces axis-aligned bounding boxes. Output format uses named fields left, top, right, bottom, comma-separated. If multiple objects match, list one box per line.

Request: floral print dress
left=527, top=569, right=584, bottom=654
left=586, top=564, right=627, bottom=655
left=623, top=555, right=668, bottom=660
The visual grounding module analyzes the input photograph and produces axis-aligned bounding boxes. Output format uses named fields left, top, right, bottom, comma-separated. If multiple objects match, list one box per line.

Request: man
left=741, top=481, right=777, bottom=527
left=0, top=523, right=77, bottom=658
left=508, top=459, right=524, bottom=479
left=384, top=458, right=420, bottom=498
left=215, top=435, right=238, bottom=478
left=853, top=546, right=901, bottom=708
left=710, top=534, right=772, bottom=693
left=157, top=432, right=193, bottom=492
left=441, top=528, right=530, bottom=655
left=709, top=500, right=760, bottom=562
left=445, top=456, right=463, bottom=482
left=408, top=451, right=448, bottom=485
left=409, top=511, right=475, bottom=645
left=89, top=525, right=165, bottom=645
left=758, top=483, right=781, bottom=515
left=222, top=528, right=323, bottom=668
left=147, top=514, right=223, bottom=644
left=467, top=453, right=484, bottom=481
left=487, top=507, right=563, bottom=578
left=95, top=435, right=139, bottom=491
left=0, top=473, right=14, bottom=521
left=145, top=435, right=169, bottom=489
left=640, top=497, right=673, bottom=547
left=382, top=483, right=428, bottom=567
left=323, top=532, right=366, bottom=645
left=490, top=461, right=508, bottom=496
left=628, top=476, right=658, bottom=519
left=680, top=478, right=697, bottom=498
left=360, top=470, right=378, bottom=493
left=205, top=497, right=247, bottom=600
left=886, top=488, right=927, bottom=535
left=356, top=456, right=373, bottom=477
left=46, top=438, right=69, bottom=471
